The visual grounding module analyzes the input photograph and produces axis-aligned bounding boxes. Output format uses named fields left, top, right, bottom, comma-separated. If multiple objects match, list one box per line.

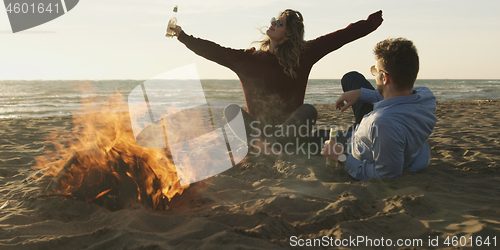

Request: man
left=322, top=38, right=437, bottom=180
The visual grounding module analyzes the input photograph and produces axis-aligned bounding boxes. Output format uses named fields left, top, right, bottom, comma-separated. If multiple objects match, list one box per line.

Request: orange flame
left=33, top=84, right=188, bottom=210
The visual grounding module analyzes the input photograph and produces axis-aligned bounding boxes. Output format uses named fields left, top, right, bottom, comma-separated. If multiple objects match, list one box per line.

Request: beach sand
left=1, top=100, right=499, bottom=249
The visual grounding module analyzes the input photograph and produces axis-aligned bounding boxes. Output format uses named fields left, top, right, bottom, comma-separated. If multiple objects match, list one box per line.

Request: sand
left=1, top=100, right=499, bottom=249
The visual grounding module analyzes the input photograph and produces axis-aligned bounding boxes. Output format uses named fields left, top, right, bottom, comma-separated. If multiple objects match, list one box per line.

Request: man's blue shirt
left=345, top=86, right=438, bottom=180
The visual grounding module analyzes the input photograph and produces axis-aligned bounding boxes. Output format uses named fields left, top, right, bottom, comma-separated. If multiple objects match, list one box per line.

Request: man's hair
left=374, top=38, right=419, bottom=90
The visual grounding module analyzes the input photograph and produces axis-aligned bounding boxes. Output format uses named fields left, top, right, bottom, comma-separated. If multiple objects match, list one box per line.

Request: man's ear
left=382, top=72, right=390, bottom=85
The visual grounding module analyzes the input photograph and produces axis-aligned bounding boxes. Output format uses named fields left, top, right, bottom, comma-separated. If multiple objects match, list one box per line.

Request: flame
left=33, top=84, right=188, bottom=210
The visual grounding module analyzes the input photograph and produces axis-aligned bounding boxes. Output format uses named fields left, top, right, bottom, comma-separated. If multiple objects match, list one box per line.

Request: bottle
left=326, top=128, right=337, bottom=168
left=165, top=5, right=178, bottom=37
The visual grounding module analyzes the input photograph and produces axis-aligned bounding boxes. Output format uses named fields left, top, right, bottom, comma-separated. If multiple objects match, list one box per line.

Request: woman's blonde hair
left=254, top=9, right=307, bottom=78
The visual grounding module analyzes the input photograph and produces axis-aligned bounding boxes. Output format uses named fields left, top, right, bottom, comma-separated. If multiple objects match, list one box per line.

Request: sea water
left=0, top=79, right=499, bottom=119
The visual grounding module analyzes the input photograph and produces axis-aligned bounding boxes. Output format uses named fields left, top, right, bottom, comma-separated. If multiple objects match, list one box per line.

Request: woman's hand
left=170, top=25, right=183, bottom=37
left=368, top=10, right=383, bottom=27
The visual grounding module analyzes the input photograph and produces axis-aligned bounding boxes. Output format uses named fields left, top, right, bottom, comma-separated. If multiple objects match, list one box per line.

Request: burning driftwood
left=33, top=91, right=188, bottom=210
left=41, top=150, right=171, bottom=210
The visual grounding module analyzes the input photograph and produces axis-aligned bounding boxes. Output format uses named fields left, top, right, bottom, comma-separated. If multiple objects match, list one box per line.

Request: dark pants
left=309, top=72, right=377, bottom=152
left=341, top=71, right=376, bottom=124
left=224, top=103, right=318, bottom=145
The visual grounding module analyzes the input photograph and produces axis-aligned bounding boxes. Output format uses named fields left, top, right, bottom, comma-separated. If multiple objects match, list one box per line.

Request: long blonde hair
left=254, top=9, right=307, bottom=79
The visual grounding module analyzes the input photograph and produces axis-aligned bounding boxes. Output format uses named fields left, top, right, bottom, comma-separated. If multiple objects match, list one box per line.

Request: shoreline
left=2, top=98, right=499, bottom=119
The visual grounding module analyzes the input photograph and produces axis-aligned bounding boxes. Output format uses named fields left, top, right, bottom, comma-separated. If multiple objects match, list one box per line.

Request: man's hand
left=321, top=140, right=345, bottom=162
left=336, top=89, right=361, bottom=112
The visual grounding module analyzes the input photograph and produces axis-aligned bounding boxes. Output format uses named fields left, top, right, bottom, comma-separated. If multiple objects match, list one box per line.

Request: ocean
left=1, top=79, right=499, bottom=119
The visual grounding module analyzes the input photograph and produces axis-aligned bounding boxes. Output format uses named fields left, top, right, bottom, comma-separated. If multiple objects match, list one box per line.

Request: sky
left=1, top=0, right=499, bottom=80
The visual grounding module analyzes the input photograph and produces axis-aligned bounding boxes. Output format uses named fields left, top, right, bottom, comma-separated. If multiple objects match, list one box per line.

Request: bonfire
left=33, top=91, right=186, bottom=210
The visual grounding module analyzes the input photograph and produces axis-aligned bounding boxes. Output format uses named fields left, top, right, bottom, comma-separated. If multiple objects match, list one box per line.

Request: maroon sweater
left=178, top=12, right=382, bottom=126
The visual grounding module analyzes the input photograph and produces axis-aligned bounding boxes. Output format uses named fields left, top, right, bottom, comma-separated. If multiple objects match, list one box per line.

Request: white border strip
left=60, top=0, right=68, bottom=13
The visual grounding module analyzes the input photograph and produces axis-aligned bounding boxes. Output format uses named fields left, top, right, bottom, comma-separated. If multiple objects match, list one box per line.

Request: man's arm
left=359, top=88, right=384, bottom=103
left=336, top=88, right=383, bottom=112
left=345, top=123, right=405, bottom=180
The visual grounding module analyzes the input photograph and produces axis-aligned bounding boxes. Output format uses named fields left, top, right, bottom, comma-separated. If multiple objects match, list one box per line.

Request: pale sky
left=1, top=0, right=499, bottom=80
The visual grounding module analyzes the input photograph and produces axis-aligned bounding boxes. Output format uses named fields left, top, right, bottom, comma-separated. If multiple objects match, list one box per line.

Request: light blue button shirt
left=345, top=86, right=437, bottom=180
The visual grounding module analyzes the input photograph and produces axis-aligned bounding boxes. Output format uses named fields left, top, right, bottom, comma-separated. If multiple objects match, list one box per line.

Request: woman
left=170, top=9, right=383, bottom=146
